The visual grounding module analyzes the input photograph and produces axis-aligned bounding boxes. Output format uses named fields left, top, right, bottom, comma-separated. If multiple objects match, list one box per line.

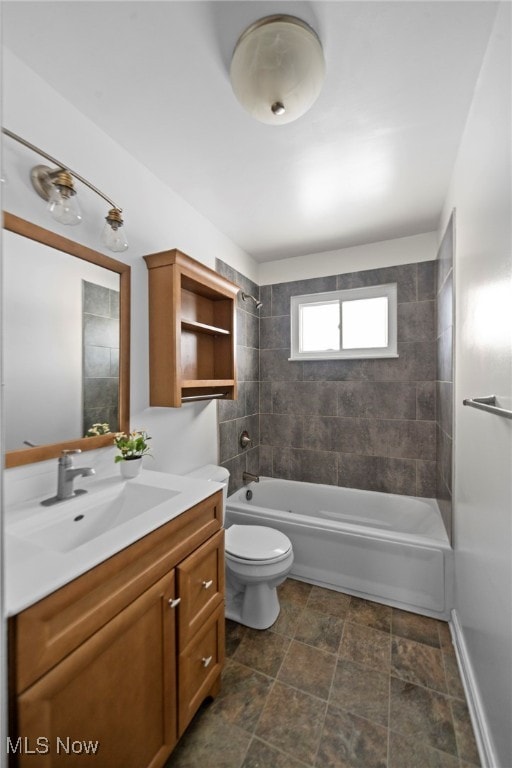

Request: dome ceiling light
left=230, top=14, right=325, bottom=125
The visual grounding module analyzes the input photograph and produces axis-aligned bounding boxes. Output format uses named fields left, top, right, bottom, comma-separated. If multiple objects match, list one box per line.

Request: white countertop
left=5, top=469, right=223, bottom=616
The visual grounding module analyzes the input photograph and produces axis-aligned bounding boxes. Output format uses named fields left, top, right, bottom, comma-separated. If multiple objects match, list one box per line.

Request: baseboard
left=450, top=609, right=499, bottom=768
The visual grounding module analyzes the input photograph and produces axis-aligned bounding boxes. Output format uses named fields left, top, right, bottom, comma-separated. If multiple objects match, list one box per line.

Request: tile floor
left=166, top=580, right=480, bottom=768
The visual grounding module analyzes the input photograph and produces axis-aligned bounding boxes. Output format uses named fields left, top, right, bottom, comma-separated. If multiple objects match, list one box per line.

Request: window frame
left=289, top=282, right=398, bottom=361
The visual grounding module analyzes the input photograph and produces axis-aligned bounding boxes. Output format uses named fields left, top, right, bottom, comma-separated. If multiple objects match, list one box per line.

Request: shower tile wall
left=82, top=281, right=120, bottom=435
left=216, top=260, right=260, bottom=494
left=436, top=215, right=454, bottom=539
left=216, top=259, right=439, bottom=498
left=259, top=262, right=438, bottom=497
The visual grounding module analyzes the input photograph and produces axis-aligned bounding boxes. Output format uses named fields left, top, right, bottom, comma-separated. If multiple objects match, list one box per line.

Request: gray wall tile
left=303, top=417, right=334, bottom=452
left=271, top=276, right=337, bottom=316
left=260, top=316, right=290, bottom=349
left=273, top=447, right=293, bottom=479
left=416, top=382, right=436, bottom=421
left=259, top=285, right=272, bottom=317
left=290, top=449, right=338, bottom=485
left=416, top=460, right=437, bottom=497
left=337, top=264, right=417, bottom=303
left=260, top=413, right=303, bottom=448
left=84, top=315, right=119, bottom=348
left=272, top=381, right=338, bottom=416
left=216, top=258, right=264, bottom=493
left=417, top=261, right=437, bottom=301
left=338, top=382, right=416, bottom=420
left=261, top=349, right=302, bottom=381
left=437, top=382, right=452, bottom=438
left=337, top=454, right=417, bottom=495
left=218, top=258, right=447, bottom=500
left=84, top=346, right=111, bottom=377
left=259, top=444, right=273, bottom=476
left=260, top=382, right=272, bottom=413
left=398, top=301, right=435, bottom=342
left=437, top=271, right=453, bottom=337
left=83, top=281, right=110, bottom=316
left=435, top=211, right=454, bottom=539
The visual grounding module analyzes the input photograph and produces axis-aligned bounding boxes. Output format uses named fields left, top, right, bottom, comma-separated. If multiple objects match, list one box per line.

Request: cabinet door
left=16, top=574, right=177, bottom=768
left=177, top=530, right=224, bottom=648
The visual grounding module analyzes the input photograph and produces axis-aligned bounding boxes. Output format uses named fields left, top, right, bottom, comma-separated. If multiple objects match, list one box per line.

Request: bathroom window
left=289, top=283, right=398, bottom=360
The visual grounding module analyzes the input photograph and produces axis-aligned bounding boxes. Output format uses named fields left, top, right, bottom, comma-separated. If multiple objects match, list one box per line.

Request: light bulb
left=102, top=208, right=129, bottom=253
left=47, top=171, right=82, bottom=225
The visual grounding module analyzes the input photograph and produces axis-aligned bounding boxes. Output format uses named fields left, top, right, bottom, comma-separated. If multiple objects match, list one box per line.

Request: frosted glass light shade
left=230, top=15, right=325, bottom=125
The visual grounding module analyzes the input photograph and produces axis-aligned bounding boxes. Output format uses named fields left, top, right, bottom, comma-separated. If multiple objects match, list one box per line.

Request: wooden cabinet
left=144, top=249, right=239, bottom=407
left=9, top=491, right=225, bottom=767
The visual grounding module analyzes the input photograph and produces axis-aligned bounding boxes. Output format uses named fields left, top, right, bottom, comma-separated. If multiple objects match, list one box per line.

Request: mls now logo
left=7, top=736, right=100, bottom=755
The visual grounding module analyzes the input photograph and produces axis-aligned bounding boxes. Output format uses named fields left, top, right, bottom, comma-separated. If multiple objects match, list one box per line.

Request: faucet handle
left=59, top=449, right=82, bottom=465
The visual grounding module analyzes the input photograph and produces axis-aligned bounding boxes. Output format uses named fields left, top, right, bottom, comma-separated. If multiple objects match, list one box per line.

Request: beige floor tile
left=278, top=640, right=336, bottom=700
left=339, top=621, right=391, bottom=672
left=316, top=704, right=388, bottom=768
left=392, top=608, right=441, bottom=648
left=390, top=676, right=457, bottom=756
left=330, top=659, right=389, bottom=726
left=346, top=596, right=392, bottom=632
left=233, top=627, right=290, bottom=678
left=391, top=636, right=447, bottom=693
left=295, top=606, right=344, bottom=653
left=255, top=681, right=327, bottom=765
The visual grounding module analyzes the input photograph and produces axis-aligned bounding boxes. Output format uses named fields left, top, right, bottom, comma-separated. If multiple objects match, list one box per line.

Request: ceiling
left=2, top=1, right=498, bottom=263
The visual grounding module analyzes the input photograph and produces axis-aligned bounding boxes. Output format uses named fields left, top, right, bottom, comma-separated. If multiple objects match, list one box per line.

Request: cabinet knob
left=202, top=579, right=213, bottom=589
left=201, top=655, right=213, bottom=668
left=168, top=597, right=181, bottom=608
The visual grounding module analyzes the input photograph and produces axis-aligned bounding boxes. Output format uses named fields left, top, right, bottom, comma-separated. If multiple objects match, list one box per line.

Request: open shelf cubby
left=144, top=249, right=239, bottom=407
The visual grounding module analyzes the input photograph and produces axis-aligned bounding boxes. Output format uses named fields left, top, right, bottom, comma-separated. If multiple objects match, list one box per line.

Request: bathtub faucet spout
left=242, top=472, right=259, bottom=485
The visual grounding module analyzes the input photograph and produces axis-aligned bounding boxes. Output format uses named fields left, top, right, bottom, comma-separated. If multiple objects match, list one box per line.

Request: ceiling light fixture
left=2, top=128, right=128, bottom=252
left=230, top=15, right=325, bottom=125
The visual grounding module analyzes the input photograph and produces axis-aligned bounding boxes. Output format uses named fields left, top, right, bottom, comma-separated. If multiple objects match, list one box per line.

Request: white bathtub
left=225, top=477, right=453, bottom=619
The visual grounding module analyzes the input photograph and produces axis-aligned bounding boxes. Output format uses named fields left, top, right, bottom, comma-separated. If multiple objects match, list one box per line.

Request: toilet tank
left=185, top=464, right=230, bottom=522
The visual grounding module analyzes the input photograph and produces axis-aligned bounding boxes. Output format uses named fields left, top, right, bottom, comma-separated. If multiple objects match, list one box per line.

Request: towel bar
left=462, top=395, right=512, bottom=419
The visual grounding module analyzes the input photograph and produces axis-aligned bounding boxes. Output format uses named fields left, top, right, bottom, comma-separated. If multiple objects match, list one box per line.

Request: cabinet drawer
left=177, top=530, right=224, bottom=649
left=12, top=491, right=222, bottom=693
left=178, top=601, right=224, bottom=736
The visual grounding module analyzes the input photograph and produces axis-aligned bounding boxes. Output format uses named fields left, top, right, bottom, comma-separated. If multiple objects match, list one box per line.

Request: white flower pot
left=119, top=458, right=142, bottom=479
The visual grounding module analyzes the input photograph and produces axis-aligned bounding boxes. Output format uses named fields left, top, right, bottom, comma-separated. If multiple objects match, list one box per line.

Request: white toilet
left=224, top=523, right=294, bottom=630
left=185, top=465, right=294, bottom=630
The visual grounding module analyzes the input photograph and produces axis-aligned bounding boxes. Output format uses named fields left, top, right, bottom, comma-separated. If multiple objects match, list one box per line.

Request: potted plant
left=86, top=422, right=111, bottom=437
left=113, top=429, right=152, bottom=478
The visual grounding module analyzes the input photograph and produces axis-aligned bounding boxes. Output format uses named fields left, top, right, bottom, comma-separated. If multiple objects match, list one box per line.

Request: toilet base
left=225, top=581, right=281, bottom=630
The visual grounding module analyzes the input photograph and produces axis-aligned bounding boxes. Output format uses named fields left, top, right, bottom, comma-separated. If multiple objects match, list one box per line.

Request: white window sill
left=288, top=353, right=400, bottom=361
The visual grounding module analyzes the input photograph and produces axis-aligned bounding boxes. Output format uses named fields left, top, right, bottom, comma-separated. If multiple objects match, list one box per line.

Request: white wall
left=2, top=49, right=259, bottom=505
left=439, top=4, right=511, bottom=765
left=259, top=230, right=437, bottom=285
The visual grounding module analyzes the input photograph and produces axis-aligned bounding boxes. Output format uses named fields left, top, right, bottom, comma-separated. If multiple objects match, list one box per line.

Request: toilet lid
left=225, top=525, right=291, bottom=561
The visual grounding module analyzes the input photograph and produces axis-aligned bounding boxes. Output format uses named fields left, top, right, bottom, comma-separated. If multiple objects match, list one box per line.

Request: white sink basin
left=9, top=482, right=180, bottom=553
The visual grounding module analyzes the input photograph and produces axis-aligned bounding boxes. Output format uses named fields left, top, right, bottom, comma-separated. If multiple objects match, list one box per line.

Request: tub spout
left=242, top=471, right=259, bottom=485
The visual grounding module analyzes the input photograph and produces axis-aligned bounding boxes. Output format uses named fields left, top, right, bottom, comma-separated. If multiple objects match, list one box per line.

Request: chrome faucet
left=41, top=449, right=95, bottom=506
left=242, top=471, right=259, bottom=485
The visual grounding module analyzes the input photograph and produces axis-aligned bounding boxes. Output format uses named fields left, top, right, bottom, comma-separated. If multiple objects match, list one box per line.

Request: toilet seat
left=225, top=525, right=292, bottom=563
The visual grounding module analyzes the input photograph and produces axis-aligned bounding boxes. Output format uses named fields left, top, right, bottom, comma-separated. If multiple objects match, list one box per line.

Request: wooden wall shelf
left=144, top=249, right=239, bottom=407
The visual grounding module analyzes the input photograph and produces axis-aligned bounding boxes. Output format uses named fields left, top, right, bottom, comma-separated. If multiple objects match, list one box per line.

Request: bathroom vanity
left=6, top=472, right=225, bottom=767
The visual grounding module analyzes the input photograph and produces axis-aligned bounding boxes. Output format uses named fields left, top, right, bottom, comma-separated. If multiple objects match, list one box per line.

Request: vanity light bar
left=1, top=127, right=128, bottom=252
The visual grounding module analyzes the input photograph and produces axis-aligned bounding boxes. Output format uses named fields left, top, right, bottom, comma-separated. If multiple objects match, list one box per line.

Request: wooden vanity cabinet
left=9, top=491, right=225, bottom=768
left=143, top=248, right=239, bottom=407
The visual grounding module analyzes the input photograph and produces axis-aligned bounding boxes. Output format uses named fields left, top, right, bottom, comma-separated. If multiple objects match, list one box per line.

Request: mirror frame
left=3, top=212, right=131, bottom=468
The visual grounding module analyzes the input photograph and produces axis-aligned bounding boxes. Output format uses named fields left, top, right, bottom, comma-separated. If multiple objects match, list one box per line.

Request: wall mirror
left=3, top=212, right=130, bottom=468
